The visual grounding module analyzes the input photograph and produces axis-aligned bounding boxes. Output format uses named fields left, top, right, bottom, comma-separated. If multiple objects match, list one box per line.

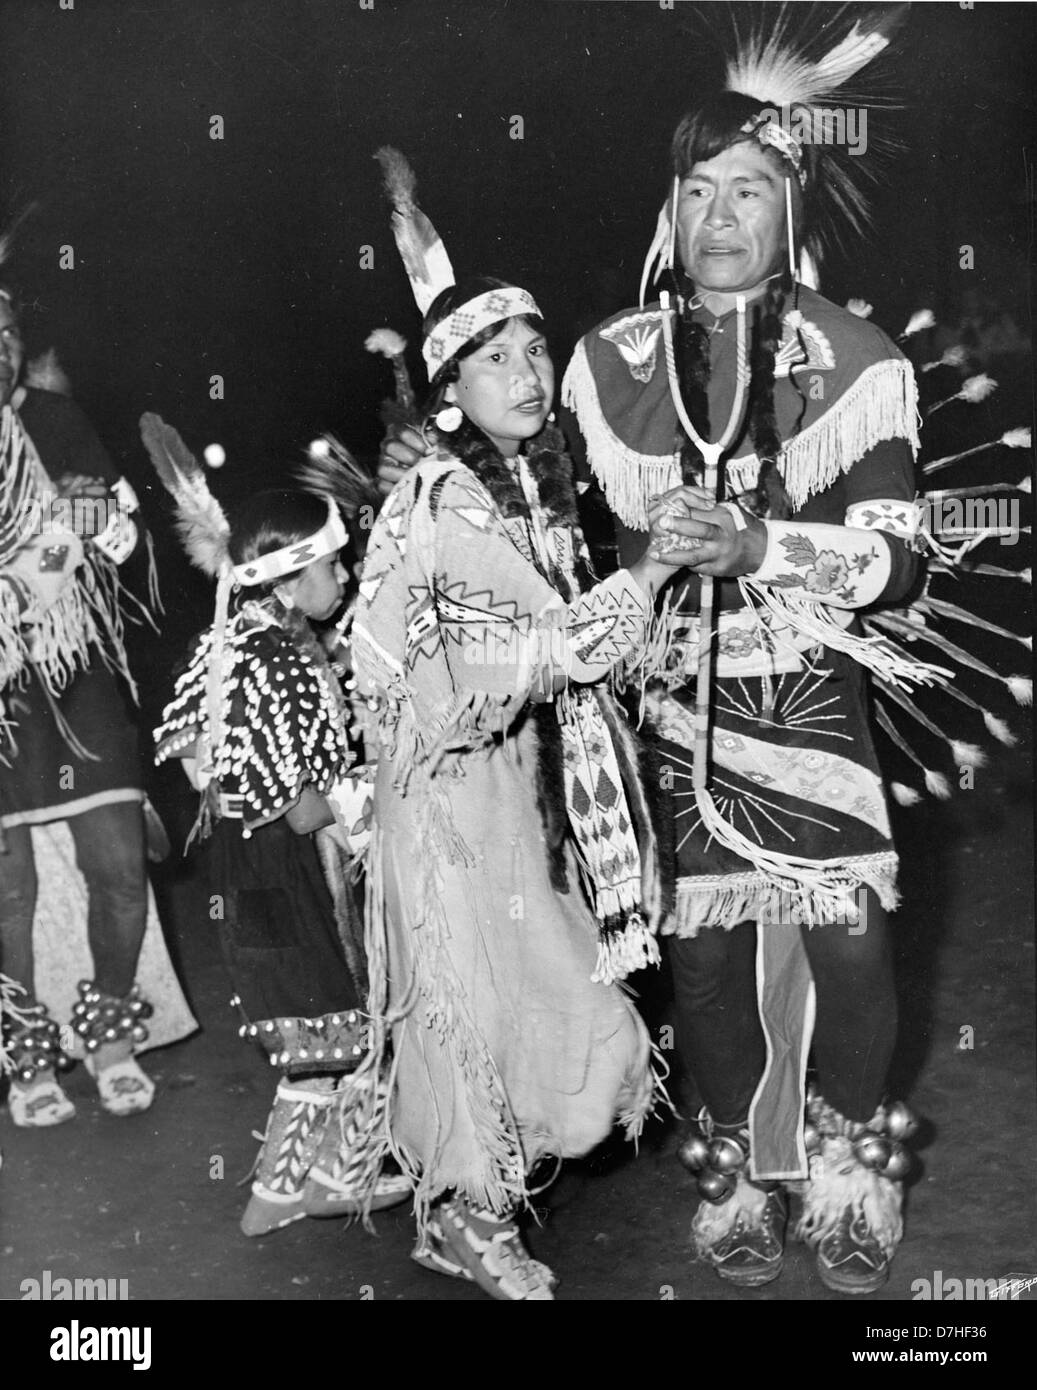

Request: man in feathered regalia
left=559, top=7, right=926, bottom=1292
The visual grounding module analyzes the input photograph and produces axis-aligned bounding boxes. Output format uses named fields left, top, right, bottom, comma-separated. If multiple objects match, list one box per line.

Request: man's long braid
left=746, top=277, right=793, bottom=520
left=675, top=285, right=712, bottom=487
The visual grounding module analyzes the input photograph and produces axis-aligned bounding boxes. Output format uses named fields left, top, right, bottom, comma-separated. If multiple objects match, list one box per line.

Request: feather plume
left=365, top=327, right=407, bottom=359
left=374, top=146, right=455, bottom=315
left=982, top=712, right=1017, bottom=747
left=960, top=373, right=998, bottom=404
left=1002, top=428, right=1031, bottom=449
left=900, top=309, right=935, bottom=339
left=924, top=769, right=952, bottom=800
left=296, top=435, right=379, bottom=522
left=1005, top=676, right=1032, bottom=707
left=950, top=740, right=986, bottom=770
left=725, top=5, right=907, bottom=107
left=921, top=345, right=967, bottom=372
left=890, top=781, right=921, bottom=807
left=139, top=412, right=229, bottom=576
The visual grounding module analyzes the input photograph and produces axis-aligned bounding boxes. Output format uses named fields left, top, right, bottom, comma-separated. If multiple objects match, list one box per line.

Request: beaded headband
left=422, top=286, right=543, bottom=378
left=740, top=113, right=807, bottom=187
left=231, top=499, right=347, bottom=587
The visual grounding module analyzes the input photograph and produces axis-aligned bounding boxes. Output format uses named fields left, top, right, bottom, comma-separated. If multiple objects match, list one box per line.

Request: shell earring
left=435, top=405, right=463, bottom=432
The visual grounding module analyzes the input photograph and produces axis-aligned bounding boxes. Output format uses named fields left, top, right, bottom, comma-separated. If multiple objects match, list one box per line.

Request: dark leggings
left=0, top=800, right=148, bottom=1001
left=669, top=888, right=897, bottom=1126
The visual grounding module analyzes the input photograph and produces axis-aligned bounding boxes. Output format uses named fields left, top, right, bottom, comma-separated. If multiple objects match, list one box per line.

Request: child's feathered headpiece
left=140, top=417, right=372, bottom=841
left=640, top=2, right=909, bottom=304
left=139, top=413, right=230, bottom=578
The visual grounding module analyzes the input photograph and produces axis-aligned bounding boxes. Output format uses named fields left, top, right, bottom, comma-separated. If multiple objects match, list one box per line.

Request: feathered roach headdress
left=640, top=2, right=909, bottom=305
left=373, top=146, right=543, bottom=379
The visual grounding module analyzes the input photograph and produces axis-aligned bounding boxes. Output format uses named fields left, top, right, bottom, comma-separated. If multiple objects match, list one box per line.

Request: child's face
left=446, top=318, right=554, bottom=458
left=281, top=552, right=349, bottom=620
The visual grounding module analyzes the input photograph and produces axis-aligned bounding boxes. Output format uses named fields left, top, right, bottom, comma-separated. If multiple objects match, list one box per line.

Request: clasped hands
left=646, top=485, right=766, bottom=578
left=376, top=429, right=768, bottom=579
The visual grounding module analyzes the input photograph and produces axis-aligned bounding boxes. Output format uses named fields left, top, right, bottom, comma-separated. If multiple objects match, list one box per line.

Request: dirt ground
left=2, top=728, right=1033, bottom=1307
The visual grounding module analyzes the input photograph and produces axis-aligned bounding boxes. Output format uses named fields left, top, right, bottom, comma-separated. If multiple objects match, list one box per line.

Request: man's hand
left=377, top=424, right=426, bottom=497
left=53, top=474, right=111, bottom=538
left=649, top=485, right=766, bottom=578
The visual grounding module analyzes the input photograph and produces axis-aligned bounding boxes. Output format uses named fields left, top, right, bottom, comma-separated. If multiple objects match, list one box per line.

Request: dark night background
left=0, top=0, right=1033, bottom=716
left=1, top=3, right=1034, bottom=1315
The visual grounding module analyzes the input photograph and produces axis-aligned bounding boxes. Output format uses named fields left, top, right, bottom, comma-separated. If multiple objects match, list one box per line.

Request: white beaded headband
left=231, top=499, right=347, bottom=587
left=740, top=114, right=808, bottom=187
left=422, top=286, right=543, bottom=378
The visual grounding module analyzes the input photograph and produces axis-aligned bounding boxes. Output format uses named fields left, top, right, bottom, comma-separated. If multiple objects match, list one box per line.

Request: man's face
left=0, top=297, right=24, bottom=408
left=675, top=141, right=789, bottom=295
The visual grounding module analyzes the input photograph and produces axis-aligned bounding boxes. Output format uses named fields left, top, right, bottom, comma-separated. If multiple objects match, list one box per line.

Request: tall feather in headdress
left=138, top=413, right=230, bottom=576
left=373, top=146, right=455, bottom=314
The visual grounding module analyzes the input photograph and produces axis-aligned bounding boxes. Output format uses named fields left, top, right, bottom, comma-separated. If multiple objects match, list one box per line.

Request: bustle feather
left=138, top=412, right=230, bottom=576
left=374, top=146, right=455, bottom=314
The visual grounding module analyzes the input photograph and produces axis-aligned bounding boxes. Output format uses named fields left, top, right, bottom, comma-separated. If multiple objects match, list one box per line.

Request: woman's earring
left=434, top=405, right=463, bottom=433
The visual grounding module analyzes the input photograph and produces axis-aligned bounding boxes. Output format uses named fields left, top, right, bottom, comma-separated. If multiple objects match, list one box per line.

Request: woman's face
left=446, top=318, right=554, bottom=457
left=279, top=551, right=348, bottom=621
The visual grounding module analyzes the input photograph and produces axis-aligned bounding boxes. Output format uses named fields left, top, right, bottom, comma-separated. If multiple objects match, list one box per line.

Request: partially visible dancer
left=352, top=151, right=697, bottom=1302
left=150, top=421, right=408, bottom=1235
left=0, top=281, right=195, bottom=1130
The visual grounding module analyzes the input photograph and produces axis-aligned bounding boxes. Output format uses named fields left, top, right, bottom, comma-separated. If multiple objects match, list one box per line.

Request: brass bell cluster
left=677, top=1110, right=752, bottom=1204
left=1, top=1003, right=71, bottom=1083
left=70, top=980, right=153, bottom=1053
left=806, top=1099, right=919, bottom=1182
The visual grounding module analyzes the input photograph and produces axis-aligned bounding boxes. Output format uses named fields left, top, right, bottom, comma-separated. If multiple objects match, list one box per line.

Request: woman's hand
left=377, top=424, right=426, bottom=497
left=645, top=485, right=767, bottom=578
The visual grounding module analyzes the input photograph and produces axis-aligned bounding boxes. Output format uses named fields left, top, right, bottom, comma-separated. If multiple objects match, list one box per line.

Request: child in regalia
left=150, top=423, right=408, bottom=1235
